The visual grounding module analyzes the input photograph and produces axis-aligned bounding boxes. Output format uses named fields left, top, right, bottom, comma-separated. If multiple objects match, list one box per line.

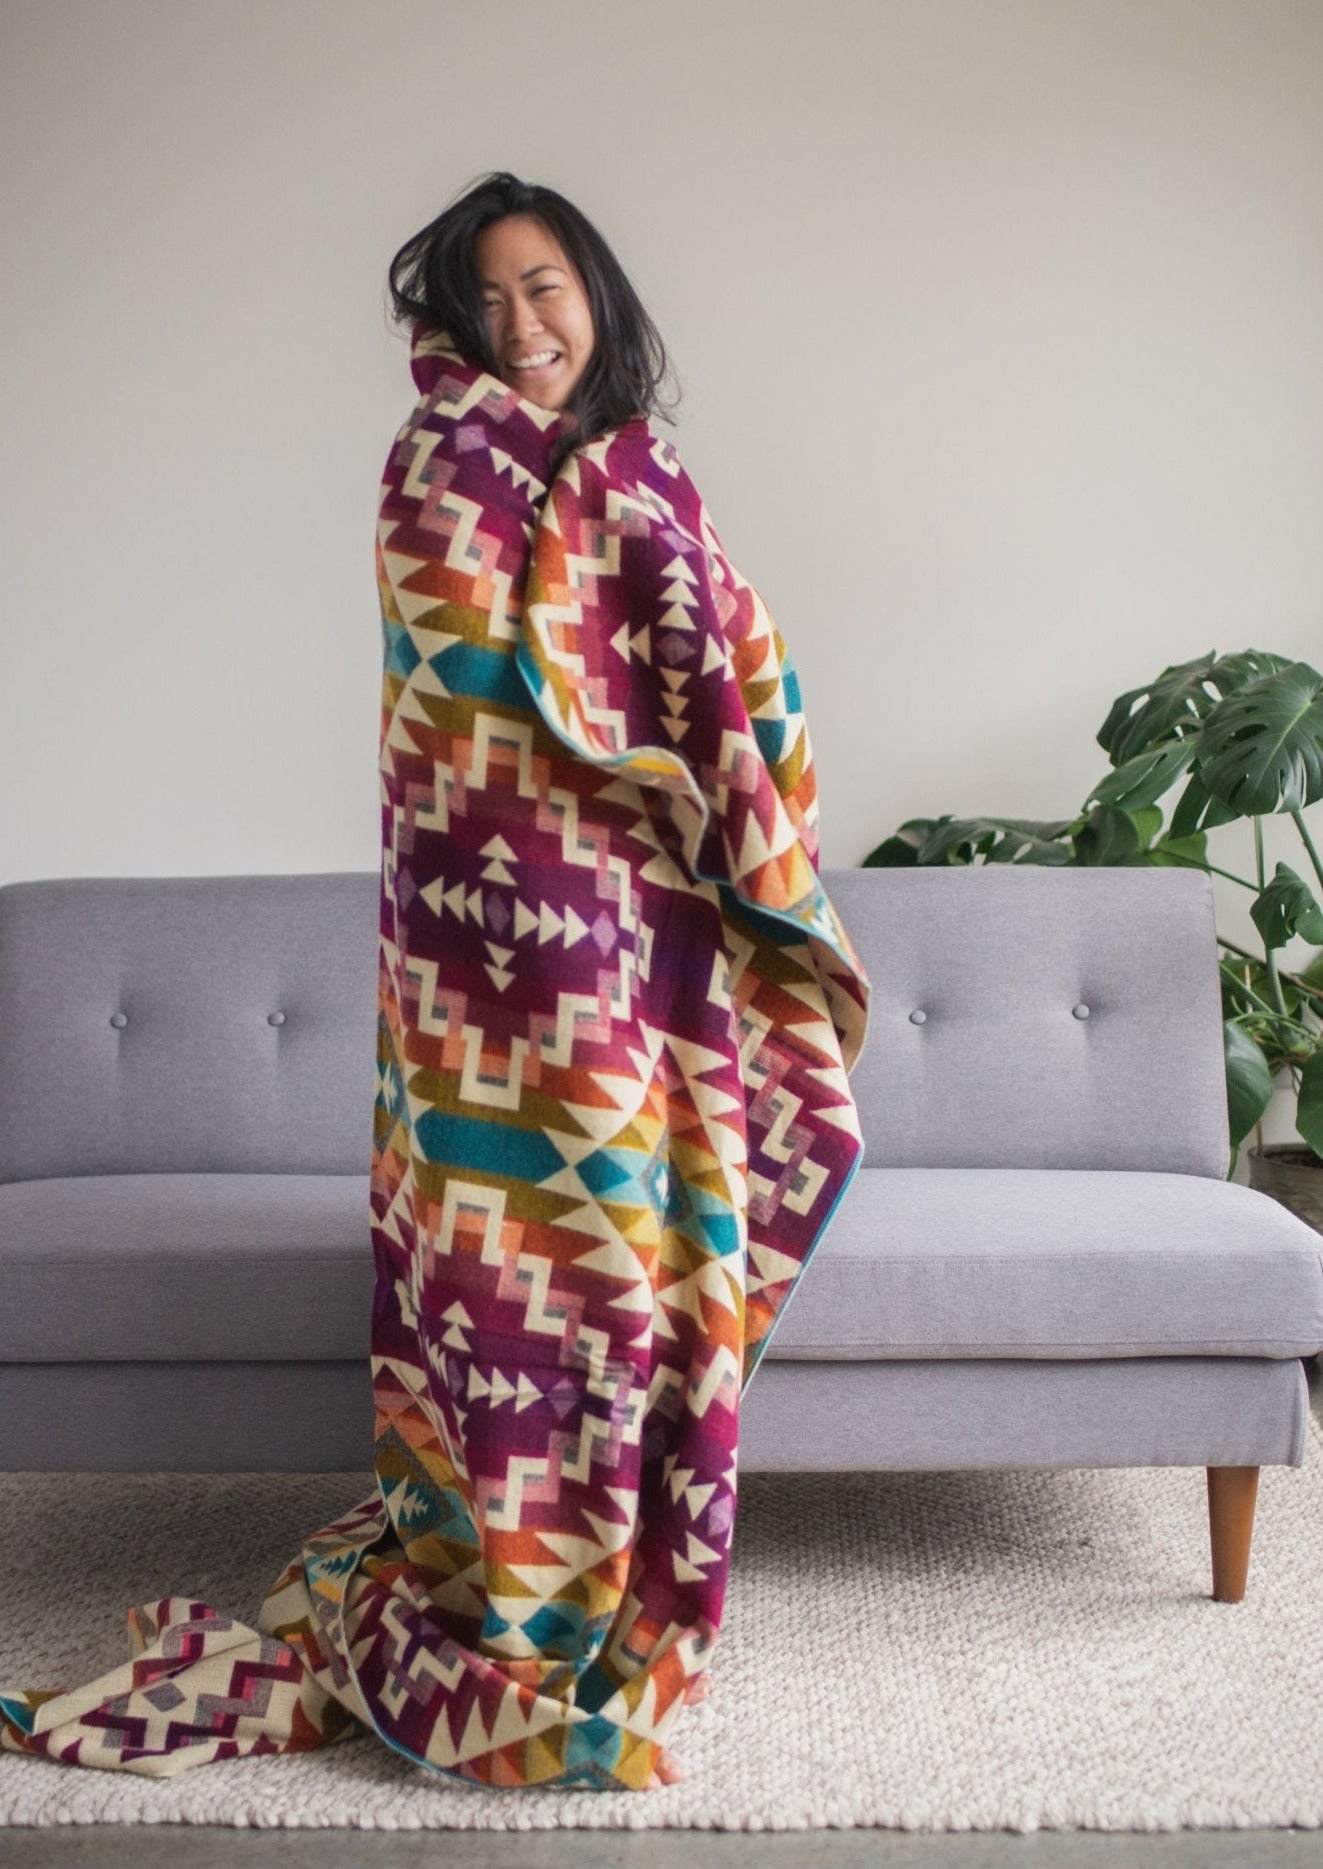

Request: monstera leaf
left=862, top=819, right=936, bottom=866
left=1209, top=648, right=1299, bottom=693
left=1096, top=652, right=1223, bottom=765
left=1145, top=831, right=1210, bottom=868
left=1166, top=764, right=1243, bottom=839
left=1085, top=736, right=1199, bottom=814
left=861, top=816, right=1078, bottom=867
left=1195, top=661, right=1323, bottom=816
left=1224, top=1020, right=1276, bottom=1147
left=1095, top=650, right=1290, bottom=767
left=920, top=816, right=1077, bottom=865
left=1073, top=804, right=1164, bottom=865
left=1250, top=862, right=1323, bottom=952
left=1298, top=1050, right=1323, bottom=1159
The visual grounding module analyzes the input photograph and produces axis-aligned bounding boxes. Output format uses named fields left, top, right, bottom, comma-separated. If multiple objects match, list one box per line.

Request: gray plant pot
left=1246, top=1142, right=1323, bottom=1235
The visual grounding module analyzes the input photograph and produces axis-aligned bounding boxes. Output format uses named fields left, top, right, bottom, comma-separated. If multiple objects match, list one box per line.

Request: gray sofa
left=2, top=866, right=1321, bottom=1605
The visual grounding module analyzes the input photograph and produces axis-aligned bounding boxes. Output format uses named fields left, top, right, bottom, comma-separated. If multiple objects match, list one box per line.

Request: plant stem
left=1152, top=850, right=1258, bottom=890
left=1223, top=963, right=1282, bottom=1018
left=1218, top=936, right=1323, bottom=1011
left=1292, top=808, right=1323, bottom=894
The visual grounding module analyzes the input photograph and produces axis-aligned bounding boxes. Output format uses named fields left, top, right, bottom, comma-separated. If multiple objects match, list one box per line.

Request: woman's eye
left=483, top=286, right=556, bottom=312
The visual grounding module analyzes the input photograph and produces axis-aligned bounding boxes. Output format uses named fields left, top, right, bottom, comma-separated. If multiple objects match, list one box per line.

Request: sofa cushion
left=0, top=875, right=378, bottom=1183
left=5, top=1166, right=1322, bottom=1367
left=0, top=1174, right=375, bottom=1361
left=824, top=867, right=1231, bottom=1177
left=764, top=1168, right=1323, bottom=1361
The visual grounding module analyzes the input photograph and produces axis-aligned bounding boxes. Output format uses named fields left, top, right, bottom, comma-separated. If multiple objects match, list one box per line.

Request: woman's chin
left=499, top=369, right=579, bottom=424
left=511, top=382, right=559, bottom=412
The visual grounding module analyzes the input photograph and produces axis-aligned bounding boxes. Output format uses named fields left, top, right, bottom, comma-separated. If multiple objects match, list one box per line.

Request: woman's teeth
left=510, top=351, right=560, bottom=371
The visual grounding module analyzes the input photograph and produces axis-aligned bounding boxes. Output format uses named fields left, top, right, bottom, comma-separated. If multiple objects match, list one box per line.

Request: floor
left=6, top=1359, right=1322, bottom=1869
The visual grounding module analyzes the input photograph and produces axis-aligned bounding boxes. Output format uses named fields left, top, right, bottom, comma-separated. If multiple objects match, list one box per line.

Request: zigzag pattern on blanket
left=0, top=326, right=869, bottom=1791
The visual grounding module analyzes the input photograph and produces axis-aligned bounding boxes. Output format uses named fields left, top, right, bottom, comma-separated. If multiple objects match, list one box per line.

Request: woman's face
left=475, top=215, right=595, bottom=413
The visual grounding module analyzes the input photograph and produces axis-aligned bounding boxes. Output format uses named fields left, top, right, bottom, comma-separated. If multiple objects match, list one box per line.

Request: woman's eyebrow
left=479, top=264, right=566, bottom=289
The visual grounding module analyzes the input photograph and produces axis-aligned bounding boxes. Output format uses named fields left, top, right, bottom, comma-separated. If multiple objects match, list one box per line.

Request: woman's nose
left=508, top=298, right=544, bottom=337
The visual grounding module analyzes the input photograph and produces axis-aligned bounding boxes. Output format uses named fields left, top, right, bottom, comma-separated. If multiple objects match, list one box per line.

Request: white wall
left=3, top=0, right=1321, bottom=1147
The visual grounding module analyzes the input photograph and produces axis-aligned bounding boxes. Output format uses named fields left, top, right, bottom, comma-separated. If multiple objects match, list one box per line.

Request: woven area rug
left=3, top=1417, right=1323, bottom=1834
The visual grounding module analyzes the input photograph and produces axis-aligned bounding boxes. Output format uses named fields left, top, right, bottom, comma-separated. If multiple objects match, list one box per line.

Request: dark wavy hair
left=387, top=171, right=681, bottom=476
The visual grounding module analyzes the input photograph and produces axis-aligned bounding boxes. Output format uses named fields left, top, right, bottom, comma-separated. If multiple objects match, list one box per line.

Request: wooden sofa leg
left=1206, top=1466, right=1259, bottom=1602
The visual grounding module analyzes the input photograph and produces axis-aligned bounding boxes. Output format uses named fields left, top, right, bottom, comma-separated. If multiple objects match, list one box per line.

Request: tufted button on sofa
left=1, top=866, right=1320, bottom=1604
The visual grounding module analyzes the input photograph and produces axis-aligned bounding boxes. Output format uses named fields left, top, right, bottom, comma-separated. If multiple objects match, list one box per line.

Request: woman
left=396, top=168, right=672, bottom=451
left=0, top=171, right=869, bottom=1794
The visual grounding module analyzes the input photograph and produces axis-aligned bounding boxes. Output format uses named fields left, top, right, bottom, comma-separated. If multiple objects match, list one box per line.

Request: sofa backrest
left=826, top=865, right=1230, bottom=1176
left=0, top=873, right=378, bottom=1181
left=0, top=863, right=1230, bottom=1184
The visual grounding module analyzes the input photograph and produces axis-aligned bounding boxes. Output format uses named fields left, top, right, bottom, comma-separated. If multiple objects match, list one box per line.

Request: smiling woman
left=385, top=169, right=677, bottom=470
left=474, top=216, right=596, bottom=412
left=0, top=169, right=870, bottom=1797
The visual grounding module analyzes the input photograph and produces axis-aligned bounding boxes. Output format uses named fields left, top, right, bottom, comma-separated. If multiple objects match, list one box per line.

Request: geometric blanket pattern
left=0, top=325, right=870, bottom=1791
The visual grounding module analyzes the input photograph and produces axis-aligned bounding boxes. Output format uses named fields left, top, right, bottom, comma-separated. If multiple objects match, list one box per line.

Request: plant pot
left=1246, top=1142, right=1323, bottom=1235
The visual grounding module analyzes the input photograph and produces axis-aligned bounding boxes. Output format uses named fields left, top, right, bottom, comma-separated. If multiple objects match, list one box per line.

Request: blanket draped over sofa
left=0, top=326, right=870, bottom=1789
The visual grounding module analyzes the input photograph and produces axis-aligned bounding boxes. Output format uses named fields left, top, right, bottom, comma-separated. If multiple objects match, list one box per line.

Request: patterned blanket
left=0, top=326, right=870, bottom=1790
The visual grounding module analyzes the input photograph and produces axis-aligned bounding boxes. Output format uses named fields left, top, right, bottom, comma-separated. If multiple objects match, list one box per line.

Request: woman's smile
left=508, top=349, right=562, bottom=377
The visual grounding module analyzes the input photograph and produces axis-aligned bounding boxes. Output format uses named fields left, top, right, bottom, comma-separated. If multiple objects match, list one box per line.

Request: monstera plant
left=863, top=651, right=1323, bottom=1204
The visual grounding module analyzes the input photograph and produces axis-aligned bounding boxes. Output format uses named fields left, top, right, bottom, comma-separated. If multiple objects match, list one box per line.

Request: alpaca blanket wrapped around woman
left=0, top=326, right=870, bottom=1791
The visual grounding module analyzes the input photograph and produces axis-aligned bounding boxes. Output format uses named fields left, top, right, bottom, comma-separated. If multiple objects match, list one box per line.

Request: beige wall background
left=3, top=0, right=1321, bottom=1148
